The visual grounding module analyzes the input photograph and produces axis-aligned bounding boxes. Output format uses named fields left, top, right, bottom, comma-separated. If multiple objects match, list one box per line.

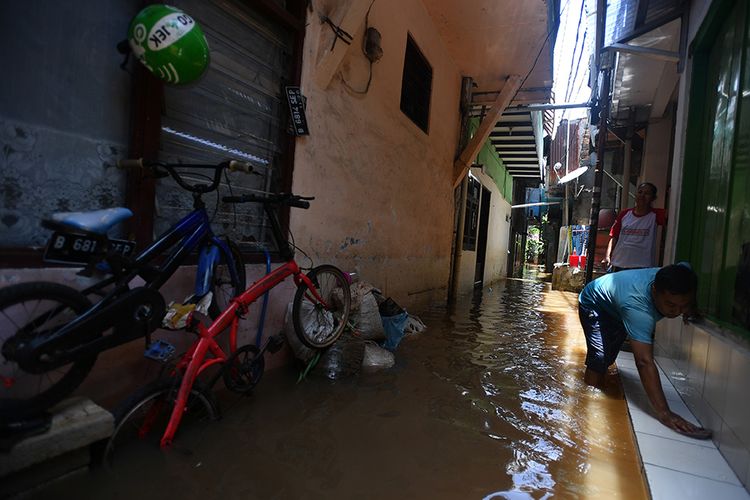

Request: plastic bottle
left=569, top=248, right=579, bottom=267
left=579, top=253, right=587, bottom=269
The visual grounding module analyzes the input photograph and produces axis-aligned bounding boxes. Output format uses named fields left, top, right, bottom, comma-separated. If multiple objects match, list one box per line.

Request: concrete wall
left=481, top=183, right=512, bottom=285
left=641, top=115, right=672, bottom=212
left=654, top=0, right=750, bottom=490
left=291, top=0, right=462, bottom=308
left=641, top=112, right=674, bottom=264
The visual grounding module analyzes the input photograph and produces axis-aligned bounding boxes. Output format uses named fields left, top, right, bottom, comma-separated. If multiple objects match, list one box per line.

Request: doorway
left=474, top=187, right=491, bottom=287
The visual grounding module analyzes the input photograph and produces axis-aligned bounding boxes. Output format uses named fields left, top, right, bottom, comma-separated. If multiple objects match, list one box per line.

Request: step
left=0, top=397, right=114, bottom=496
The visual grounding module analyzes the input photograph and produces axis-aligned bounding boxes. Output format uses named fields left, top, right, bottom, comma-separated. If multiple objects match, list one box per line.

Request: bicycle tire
left=0, top=282, right=95, bottom=420
left=208, top=238, right=246, bottom=319
left=292, top=265, right=351, bottom=349
left=103, top=377, right=219, bottom=463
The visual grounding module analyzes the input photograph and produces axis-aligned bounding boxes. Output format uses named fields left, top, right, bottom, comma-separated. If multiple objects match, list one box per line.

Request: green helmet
left=128, top=4, right=210, bottom=85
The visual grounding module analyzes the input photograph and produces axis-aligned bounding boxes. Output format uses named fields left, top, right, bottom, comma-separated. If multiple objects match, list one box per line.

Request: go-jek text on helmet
left=128, top=4, right=209, bottom=85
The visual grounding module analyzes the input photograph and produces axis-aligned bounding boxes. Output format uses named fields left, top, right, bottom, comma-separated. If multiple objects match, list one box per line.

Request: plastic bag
left=378, top=296, right=405, bottom=317
left=381, top=311, right=409, bottom=351
left=349, top=292, right=386, bottom=340
left=362, top=340, right=395, bottom=370
left=404, top=314, right=426, bottom=335
left=282, top=302, right=317, bottom=363
left=349, top=282, right=376, bottom=311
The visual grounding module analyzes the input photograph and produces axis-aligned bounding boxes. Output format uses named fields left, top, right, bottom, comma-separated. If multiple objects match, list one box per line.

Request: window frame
left=676, top=0, right=750, bottom=337
left=399, top=33, right=433, bottom=134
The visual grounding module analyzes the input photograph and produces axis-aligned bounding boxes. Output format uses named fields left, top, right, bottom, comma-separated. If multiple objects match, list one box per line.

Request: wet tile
left=704, top=335, right=731, bottom=415
left=644, top=464, right=750, bottom=500
left=628, top=397, right=712, bottom=447
left=723, top=349, right=750, bottom=450
left=681, top=393, right=714, bottom=434
left=705, top=404, right=727, bottom=446
left=655, top=318, right=682, bottom=360
left=719, top=420, right=750, bottom=486
left=674, top=322, right=694, bottom=376
left=638, top=433, right=741, bottom=485
left=655, top=353, right=676, bottom=374
left=687, top=326, right=709, bottom=394
left=618, top=364, right=682, bottom=403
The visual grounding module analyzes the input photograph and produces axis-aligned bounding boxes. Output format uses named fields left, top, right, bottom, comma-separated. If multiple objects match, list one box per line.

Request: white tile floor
left=616, top=351, right=750, bottom=500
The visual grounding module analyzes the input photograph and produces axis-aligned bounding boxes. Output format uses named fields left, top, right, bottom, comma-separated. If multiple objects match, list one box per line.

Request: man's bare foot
left=584, top=368, right=606, bottom=389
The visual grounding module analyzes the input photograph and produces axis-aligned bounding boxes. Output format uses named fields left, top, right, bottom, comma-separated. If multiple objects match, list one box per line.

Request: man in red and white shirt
left=603, top=182, right=666, bottom=271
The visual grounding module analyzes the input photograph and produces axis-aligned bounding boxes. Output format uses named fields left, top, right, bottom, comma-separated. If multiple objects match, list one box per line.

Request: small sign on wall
left=285, top=86, right=309, bottom=136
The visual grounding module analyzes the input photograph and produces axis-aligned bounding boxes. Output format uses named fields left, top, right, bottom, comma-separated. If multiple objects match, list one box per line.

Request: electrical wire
left=339, top=1, right=377, bottom=95
left=511, top=0, right=574, bottom=104
left=564, top=0, right=586, bottom=103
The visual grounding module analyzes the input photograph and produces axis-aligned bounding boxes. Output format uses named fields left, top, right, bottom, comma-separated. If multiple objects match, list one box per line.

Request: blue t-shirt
left=579, top=267, right=663, bottom=343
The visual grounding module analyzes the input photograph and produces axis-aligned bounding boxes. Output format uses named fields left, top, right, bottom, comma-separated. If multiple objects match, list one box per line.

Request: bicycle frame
left=22, top=206, right=240, bottom=364
left=159, top=259, right=325, bottom=447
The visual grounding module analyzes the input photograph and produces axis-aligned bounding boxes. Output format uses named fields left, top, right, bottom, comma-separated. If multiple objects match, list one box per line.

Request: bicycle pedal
left=144, top=340, right=175, bottom=362
left=267, top=334, right=285, bottom=354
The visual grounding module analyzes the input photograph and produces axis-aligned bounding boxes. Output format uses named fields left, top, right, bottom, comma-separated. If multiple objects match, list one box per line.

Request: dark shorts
left=578, top=304, right=628, bottom=373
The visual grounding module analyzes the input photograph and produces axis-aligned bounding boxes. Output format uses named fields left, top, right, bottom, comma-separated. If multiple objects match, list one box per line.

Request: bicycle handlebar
left=222, top=193, right=313, bottom=209
left=117, top=159, right=254, bottom=194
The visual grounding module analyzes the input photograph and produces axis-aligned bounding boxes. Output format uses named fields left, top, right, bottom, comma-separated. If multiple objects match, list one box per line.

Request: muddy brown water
left=30, top=279, right=647, bottom=500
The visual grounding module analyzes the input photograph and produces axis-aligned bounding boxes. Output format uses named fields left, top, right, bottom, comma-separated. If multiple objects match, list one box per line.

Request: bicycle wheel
left=0, top=282, right=95, bottom=420
left=103, top=378, right=219, bottom=463
left=208, top=239, right=246, bottom=319
left=292, top=265, right=351, bottom=349
left=222, top=344, right=264, bottom=394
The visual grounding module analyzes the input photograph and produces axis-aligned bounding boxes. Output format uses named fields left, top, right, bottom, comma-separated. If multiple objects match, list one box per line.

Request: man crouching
left=578, top=263, right=711, bottom=439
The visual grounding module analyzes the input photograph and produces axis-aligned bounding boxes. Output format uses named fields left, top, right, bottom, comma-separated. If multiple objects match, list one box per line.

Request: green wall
left=470, top=119, right=513, bottom=201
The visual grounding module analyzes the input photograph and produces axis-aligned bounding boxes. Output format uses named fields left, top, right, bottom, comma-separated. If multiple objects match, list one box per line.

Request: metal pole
left=565, top=120, right=571, bottom=256
left=622, top=138, right=632, bottom=209
left=585, top=68, right=611, bottom=283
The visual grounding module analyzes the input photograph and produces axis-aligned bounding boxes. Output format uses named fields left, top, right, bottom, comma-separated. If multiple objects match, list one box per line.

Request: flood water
left=30, top=279, right=647, bottom=499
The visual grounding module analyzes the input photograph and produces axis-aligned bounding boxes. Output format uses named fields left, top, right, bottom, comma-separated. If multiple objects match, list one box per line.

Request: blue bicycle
left=0, top=159, right=250, bottom=420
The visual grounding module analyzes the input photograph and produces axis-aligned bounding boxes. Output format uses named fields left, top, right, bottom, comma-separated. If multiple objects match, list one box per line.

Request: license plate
left=43, top=232, right=136, bottom=264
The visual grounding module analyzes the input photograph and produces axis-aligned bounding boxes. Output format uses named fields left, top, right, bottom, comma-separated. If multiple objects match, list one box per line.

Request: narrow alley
left=2, top=0, right=750, bottom=498
left=30, top=280, right=648, bottom=499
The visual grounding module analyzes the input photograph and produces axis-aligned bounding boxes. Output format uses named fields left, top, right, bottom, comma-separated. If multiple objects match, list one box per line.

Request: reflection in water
left=35, top=279, right=646, bottom=499
left=429, top=281, right=571, bottom=497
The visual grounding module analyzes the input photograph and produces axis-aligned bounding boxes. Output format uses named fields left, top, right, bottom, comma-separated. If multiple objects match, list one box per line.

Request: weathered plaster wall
left=291, top=0, right=462, bottom=307
left=482, top=182, right=512, bottom=284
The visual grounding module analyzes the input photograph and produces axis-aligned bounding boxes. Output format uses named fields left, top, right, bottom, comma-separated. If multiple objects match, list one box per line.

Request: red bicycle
left=104, top=193, right=351, bottom=458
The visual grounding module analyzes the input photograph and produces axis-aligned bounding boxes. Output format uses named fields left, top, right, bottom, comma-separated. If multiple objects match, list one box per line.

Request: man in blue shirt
left=579, top=263, right=710, bottom=438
